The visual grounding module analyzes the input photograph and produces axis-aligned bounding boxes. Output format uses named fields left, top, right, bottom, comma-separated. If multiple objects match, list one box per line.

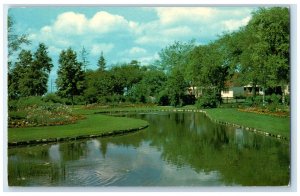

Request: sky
left=8, top=6, right=257, bottom=91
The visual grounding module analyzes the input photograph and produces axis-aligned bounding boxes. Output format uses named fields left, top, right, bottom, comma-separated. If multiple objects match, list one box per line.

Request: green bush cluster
left=196, top=90, right=220, bottom=109
left=42, top=93, right=66, bottom=104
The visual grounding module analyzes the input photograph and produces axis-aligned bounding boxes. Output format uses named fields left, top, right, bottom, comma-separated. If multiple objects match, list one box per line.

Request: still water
left=8, top=112, right=290, bottom=186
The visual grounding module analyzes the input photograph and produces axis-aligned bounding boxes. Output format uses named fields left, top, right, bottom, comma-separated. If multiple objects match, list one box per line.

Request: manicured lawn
left=8, top=105, right=290, bottom=143
left=8, top=114, right=148, bottom=143
left=204, top=108, right=290, bottom=139
left=71, top=105, right=174, bottom=115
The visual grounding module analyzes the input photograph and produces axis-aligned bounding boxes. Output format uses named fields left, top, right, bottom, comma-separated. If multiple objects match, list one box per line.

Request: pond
left=8, top=112, right=290, bottom=186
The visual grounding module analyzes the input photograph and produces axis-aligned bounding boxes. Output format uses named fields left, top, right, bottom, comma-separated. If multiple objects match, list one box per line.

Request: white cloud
left=53, top=12, right=88, bottom=35
left=134, top=7, right=254, bottom=46
left=88, top=11, right=131, bottom=33
left=128, top=47, right=147, bottom=55
left=138, top=53, right=160, bottom=65
left=162, top=26, right=193, bottom=37
left=27, top=7, right=255, bottom=70
left=222, top=16, right=251, bottom=31
left=156, top=7, right=217, bottom=26
left=90, top=43, right=114, bottom=56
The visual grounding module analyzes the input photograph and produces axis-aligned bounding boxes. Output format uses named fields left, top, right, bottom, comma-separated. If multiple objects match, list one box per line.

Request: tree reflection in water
left=8, top=112, right=290, bottom=186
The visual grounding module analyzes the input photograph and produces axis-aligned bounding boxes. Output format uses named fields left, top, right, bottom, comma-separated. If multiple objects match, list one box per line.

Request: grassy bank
left=204, top=108, right=290, bottom=139
left=8, top=114, right=148, bottom=143
left=71, top=105, right=173, bottom=115
left=8, top=105, right=290, bottom=144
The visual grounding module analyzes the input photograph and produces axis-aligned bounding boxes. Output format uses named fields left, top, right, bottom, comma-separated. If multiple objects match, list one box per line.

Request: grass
left=8, top=114, right=148, bottom=143
left=8, top=104, right=290, bottom=143
left=204, top=108, right=290, bottom=139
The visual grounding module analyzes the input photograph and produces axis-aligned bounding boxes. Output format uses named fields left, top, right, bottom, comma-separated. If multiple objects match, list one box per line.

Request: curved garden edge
left=8, top=124, right=149, bottom=147
left=96, top=108, right=289, bottom=141
left=201, top=111, right=289, bottom=141
left=8, top=107, right=289, bottom=147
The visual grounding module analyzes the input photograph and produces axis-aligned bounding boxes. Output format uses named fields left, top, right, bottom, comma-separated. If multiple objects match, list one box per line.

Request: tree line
left=8, top=7, right=290, bottom=107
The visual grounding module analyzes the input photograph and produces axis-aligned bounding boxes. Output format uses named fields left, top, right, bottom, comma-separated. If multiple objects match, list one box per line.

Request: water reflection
left=8, top=112, right=290, bottom=186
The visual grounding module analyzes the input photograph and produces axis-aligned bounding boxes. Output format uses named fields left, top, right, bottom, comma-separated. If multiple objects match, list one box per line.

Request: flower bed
left=8, top=104, right=84, bottom=128
left=238, top=107, right=289, bottom=117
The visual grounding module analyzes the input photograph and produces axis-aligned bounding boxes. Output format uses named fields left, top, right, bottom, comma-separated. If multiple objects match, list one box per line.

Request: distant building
left=221, top=86, right=244, bottom=99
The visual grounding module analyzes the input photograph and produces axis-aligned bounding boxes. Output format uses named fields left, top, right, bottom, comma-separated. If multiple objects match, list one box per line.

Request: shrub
left=73, top=95, right=86, bottom=105
left=157, top=90, right=169, bottom=106
left=42, top=93, right=66, bottom=104
left=15, top=96, right=45, bottom=109
left=196, top=90, right=219, bottom=109
left=245, top=96, right=264, bottom=107
left=234, top=94, right=246, bottom=99
left=284, top=94, right=290, bottom=105
left=182, top=94, right=196, bottom=105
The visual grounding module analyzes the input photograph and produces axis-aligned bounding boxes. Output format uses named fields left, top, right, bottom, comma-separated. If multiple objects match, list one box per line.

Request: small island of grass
left=8, top=113, right=149, bottom=145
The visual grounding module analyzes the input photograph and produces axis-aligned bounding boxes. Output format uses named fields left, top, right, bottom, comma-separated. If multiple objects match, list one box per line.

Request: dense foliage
left=8, top=7, right=290, bottom=110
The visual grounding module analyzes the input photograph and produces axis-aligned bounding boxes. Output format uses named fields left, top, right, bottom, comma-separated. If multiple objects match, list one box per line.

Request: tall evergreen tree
left=97, top=51, right=106, bottom=71
left=56, top=48, right=85, bottom=104
left=31, top=43, right=53, bottom=96
left=9, top=50, right=32, bottom=98
left=80, top=46, right=89, bottom=71
left=8, top=44, right=53, bottom=98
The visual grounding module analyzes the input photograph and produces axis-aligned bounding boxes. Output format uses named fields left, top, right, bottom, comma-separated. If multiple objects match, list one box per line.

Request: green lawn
left=8, top=106, right=290, bottom=143
left=8, top=114, right=148, bottom=143
left=71, top=105, right=174, bottom=115
left=204, top=108, right=290, bottom=139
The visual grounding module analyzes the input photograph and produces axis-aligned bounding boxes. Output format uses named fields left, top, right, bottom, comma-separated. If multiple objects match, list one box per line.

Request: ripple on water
left=65, top=159, right=127, bottom=186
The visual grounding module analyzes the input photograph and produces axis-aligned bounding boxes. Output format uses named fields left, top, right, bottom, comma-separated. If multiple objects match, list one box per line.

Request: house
left=221, top=84, right=290, bottom=99
left=187, top=86, right=202, bottom=98
left=221, top=86, right=244, bottom=99
left=243, top=84, right=264, bottom=96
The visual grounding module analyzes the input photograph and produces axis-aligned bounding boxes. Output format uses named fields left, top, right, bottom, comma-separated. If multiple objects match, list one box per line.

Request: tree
left=128, top=68, right=167, bottom=103
left=8, top=15, right=30, bottom=71
left=84, top=69, right=114, bottom=103
left=8, top=15, right=31, bottom=100
left=166, top=68, right=188, bottom=107
left=8, top=50, right=33, bottom=98
left=97, top=51, right=106, bottom=71
left=56, top=48, right=85, bottom=104
left=80, top=46, right=89, bottom=71
left=31, top=43, right=53, bottom=96
left=156, top=40, right=196, bottom=73
left=187, top=43, right=229, bottom=104
left=247, top=7, right=290, bottom=103
left=8, top=44, right=53, bottom=98
left=221, top=7, right=290, bottom=103
left=110, top=61, right=144, bottom=95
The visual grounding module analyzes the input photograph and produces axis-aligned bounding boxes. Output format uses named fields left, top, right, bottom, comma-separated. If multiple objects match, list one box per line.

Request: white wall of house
left=221, top=87, right=244, bottom=98
left=221, top=90, right=234, bottom=98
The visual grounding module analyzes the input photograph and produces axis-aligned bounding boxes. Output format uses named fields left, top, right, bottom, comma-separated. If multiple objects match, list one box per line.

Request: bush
left=42, top=93, right=66, bottom=104
left=284, top=94, right=290, bottom=105
left=182, top=95, right=196, bottom=105
left=196, top=90, right=219, bottom=109
left=9, top=96, right=46, bottom=111
left=157, top=90, right=169, bottom=106
left=245, top=96, right=263, bottom=106
left=73, top=95, right=86, bottom=105
left=234, top=94, right=246, bottom=99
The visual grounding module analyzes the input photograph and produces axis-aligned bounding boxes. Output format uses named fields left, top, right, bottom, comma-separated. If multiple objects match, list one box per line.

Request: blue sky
left=8, top=6, right=257, bottom=90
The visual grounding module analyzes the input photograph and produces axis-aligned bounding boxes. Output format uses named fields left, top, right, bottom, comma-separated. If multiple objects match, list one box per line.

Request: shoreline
left=8, top=107, right=289, bottom=147
left=8, top=124, right=149, bottom=147
left=96, top=108, right=289, bottom=141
